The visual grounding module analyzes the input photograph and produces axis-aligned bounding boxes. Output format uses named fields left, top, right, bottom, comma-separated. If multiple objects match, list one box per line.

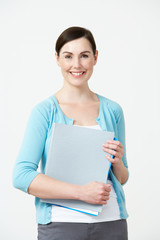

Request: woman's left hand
left=102, top=140, right=124, bottom=167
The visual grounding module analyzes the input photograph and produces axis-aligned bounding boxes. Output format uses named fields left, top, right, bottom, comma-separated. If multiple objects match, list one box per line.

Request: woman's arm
left=102, top=104, right=129, bottom=185
left=12, top=104, right=49, bottom=193
left=28, top=173, right=111, bottom=205
left=111, top=158, right=128, bottom=184
left=102, top=140, right=128, bottom=184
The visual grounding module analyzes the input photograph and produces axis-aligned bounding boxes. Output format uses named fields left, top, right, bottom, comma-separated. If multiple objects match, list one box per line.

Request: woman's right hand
left=79, top=181, right=111, bottom=205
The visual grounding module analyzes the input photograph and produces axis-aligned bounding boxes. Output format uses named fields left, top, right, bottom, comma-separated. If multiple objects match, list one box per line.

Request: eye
left=81, top=54, right=88, bottom=58
left=65, top=55, right=72, bottom=59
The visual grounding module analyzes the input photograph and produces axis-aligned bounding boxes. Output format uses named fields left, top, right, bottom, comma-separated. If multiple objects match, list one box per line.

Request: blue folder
left=41, top=123, right=115, bottom=215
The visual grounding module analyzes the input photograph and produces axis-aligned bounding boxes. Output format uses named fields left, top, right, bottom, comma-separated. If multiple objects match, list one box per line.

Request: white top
left=51, top=124, right=121, bottom=223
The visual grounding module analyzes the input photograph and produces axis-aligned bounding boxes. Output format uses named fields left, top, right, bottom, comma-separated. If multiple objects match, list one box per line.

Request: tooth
left=72, top=72, right=83, bottom=76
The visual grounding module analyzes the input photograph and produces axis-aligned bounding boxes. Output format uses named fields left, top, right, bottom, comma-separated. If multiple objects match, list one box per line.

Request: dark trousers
left=38, top=219, right=128, bottom=240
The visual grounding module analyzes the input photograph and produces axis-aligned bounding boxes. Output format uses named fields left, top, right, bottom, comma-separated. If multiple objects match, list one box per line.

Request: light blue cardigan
left=12, top=93, right=129, bottom=224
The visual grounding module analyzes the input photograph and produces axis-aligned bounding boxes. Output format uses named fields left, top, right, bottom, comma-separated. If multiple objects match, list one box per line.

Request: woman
left=13, top=26, right=129, bottom=240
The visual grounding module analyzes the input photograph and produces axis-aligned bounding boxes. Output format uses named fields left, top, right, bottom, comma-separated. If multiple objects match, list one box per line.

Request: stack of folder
left=41, top=123, right=115, bottom=216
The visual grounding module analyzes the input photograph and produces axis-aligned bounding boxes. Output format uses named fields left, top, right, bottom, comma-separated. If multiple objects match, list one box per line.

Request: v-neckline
left=52, top=93, right=102, bottom=124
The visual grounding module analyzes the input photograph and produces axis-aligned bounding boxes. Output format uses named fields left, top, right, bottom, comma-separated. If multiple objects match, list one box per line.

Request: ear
left=55, top=52, right=60, bottom=66
left=94, top=50, right=98, bottom=66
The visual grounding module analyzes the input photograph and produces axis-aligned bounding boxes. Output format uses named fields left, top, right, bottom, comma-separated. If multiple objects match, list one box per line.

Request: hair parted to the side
left=55, top=26, right=97, bottom=56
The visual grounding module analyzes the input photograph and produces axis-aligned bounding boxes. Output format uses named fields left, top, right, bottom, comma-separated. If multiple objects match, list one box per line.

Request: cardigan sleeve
left=12, top=102, right=50, bottom=193
left=113, top=103, right=129, bottom=185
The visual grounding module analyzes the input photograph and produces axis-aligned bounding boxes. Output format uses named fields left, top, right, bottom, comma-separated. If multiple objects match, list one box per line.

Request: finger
left=106, top=140, right=123, bottom=148
left=103, top=191, right=110, bottom=196
left=102, top=196, right=109, bottom=202
left=102, top=195, right=110, bottom=201
left=105, top=184, right=111, bottom=192
left=105, top=155, right=119, bottom=164
left=102, top=200, right=108, bottom=205
left=102, top=148, right=119, bottom=157
left=102, top=143, right=121, bottom=151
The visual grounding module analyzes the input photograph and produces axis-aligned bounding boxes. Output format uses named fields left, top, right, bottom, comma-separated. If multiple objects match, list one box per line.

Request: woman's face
left=55, top=37, right=98, bottom=87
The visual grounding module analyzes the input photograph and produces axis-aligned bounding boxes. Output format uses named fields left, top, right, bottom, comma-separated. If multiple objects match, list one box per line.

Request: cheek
left=84, top=59, right=95, bottom=69
left=60, top=62, right=71, bottom=71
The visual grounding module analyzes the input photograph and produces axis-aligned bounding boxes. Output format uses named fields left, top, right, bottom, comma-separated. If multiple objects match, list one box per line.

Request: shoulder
left=32, top=95, right=55, bottom=114
left=29, top=95, right=55, bottom=126
left=99, top=94, right=124, bottom=121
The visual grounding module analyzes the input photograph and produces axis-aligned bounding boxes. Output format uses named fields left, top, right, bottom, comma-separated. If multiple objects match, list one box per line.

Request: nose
left=73, top=57, right=81, bottom=68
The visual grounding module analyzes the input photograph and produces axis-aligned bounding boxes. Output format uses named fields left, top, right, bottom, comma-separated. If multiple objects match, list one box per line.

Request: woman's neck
left=54, top=88, right=98, bottom=104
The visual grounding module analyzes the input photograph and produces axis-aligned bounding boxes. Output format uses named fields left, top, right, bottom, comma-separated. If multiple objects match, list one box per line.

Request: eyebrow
left=62, top=51, right=91, bottom=55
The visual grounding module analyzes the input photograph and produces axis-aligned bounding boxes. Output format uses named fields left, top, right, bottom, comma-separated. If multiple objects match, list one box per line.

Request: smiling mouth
left=70, top=72, right=85, bottom=77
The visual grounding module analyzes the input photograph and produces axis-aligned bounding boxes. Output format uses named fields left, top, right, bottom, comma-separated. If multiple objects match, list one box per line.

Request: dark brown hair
left=55, top=26, right=97, bottom=56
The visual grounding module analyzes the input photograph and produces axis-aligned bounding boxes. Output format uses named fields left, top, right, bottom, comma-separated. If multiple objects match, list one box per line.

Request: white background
left=1, top=0, right=160, bottom=239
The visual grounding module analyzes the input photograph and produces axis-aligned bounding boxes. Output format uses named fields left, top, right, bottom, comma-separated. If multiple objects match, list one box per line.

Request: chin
left=66, top=79, right=89, bottom=87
